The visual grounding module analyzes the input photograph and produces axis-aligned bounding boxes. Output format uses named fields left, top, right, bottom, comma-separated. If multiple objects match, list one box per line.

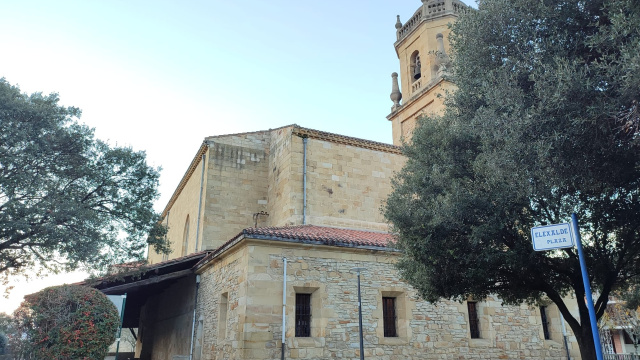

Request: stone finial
left=395, top=15, right=402, bottom=29
left=436, top=33, right=446, bottom=46
left=434, top=33, right=451, bottom=76
left=390, top=72, right=402, bottom=110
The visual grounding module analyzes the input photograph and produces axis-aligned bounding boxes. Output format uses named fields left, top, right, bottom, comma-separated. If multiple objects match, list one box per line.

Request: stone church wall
left=148, top=156, right=207, bottom=264
left=302, top=138, right=404, bottom=231
left=201, top=132, right=270, bottom=250
left=267, top=126, right=297, bottom=227
left=197, top=244, right=249, bottom=360
left=265, top=127, right=406, bottom=230
left=151, top=125, right=406, bottom=263
left=195, top=240, right=568, bottom=360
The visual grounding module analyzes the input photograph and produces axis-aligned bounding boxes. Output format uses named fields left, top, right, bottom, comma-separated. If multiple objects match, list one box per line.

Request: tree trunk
left=573, top=320, right=598, bottom=360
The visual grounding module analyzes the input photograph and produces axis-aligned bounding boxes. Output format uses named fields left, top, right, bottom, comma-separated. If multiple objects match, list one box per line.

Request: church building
left=88, top=1, right=589, bottom=359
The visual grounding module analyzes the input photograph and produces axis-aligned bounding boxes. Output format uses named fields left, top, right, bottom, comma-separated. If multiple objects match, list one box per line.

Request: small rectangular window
left=468, top=301, right=480, bottom=338
left=382, top=297, right=397, bottom=337
left=540, top=306, right=551, bottom=340
left=295, top=293, right=311, bottom=337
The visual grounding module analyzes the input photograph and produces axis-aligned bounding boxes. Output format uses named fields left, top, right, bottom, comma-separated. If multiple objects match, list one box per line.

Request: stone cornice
left=387, top=77, right=449, bottom=120
left=293, top=126, right=402, bottom=155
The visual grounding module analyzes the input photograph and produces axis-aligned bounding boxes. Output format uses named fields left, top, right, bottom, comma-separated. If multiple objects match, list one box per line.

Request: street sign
left=530, top=216, right=604, bottom=359
left=531, top=222, right=575, bottom=251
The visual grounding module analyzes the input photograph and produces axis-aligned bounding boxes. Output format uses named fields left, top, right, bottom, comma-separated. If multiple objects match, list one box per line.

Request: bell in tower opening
left=388, top=0, right=468, bottom=146
left=411, top=51, right=421, bottom=81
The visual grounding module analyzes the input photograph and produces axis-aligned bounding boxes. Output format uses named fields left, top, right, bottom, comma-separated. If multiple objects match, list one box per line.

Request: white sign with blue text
left=531, top=222, right=575, bottom=251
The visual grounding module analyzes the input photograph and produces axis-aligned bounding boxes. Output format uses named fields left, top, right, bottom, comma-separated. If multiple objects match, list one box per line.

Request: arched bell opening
left=410, top=50, right=421, bottom=82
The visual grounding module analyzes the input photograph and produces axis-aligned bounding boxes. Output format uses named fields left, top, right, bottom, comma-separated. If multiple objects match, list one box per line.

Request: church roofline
left=159, top=125, right=402, bottom=218
left=79, top=250, right=211, bottom=293
left=203, top=124, right=293, bottom=142
left=160, top=143, right=208, bottom=218
left=84, top=224, right=398, bottom=296
left=203, top=124, right=402, bottom=154
left=194, top=225, right=399, bottom=272
left=292, top=126, right=402, bottom=154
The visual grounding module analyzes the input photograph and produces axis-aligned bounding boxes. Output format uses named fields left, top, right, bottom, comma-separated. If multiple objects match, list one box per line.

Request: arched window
left=182, top=215, right=190, bottom=256
left=410, top=50, right=421, bottom=82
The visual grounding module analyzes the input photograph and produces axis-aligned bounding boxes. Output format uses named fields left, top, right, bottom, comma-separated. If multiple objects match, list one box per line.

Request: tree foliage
left=10, top=285, right=119, bottom=360
left=0, top=313, right=13, bottom=356
left=0, top=333, right=6, bottom=355
left=0, top=78, right=169, bottom=280
left=600, top=302, right=640, bottom=354
left=385, top=0, right=639, bottom=358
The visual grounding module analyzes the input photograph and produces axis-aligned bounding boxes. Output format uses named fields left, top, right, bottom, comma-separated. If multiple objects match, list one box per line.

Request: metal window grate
left=383, top=297, right=397, bottom=337
left=468, top=301, right=480, bottom=338
left=295, top=293, right=311, bottom=337
left=540, top=306, right=551, bottom=340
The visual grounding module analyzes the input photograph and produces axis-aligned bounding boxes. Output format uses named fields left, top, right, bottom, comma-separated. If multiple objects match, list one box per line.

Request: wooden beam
left=101, top=269, right=193, bottom=294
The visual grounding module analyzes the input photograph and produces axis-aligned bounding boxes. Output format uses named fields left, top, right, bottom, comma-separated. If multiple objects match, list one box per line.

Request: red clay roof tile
left=243, top=225, right=396, bottom=248
left=195, top=225, right=397, bottom=270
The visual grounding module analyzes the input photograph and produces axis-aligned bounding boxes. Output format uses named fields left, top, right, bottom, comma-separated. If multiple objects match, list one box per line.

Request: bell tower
left=387, top=0, right=468, bottom=146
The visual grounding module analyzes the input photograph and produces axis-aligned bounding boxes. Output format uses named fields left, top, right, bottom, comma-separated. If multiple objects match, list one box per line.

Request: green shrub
left=12, top=285, right=119, bottom=360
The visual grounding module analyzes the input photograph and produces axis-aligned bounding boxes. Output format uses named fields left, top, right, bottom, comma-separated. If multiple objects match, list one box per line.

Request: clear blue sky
left=0, top=0, right=475, bottom=312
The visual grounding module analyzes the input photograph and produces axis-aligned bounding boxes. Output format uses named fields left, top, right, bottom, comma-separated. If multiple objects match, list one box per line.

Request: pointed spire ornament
left=434, top=33, right=451, bottom=76
left=390, top=72, right=402, bottom=111
left=395, top=15, right=402, bottom=30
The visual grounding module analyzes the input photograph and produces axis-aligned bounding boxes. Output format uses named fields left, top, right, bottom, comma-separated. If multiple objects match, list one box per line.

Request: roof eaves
left=194, top=227, right=399, bottom=272
left=292, top=126, right=402, bottom=155
left=246, top=233, right=397, bottom=252
left=204, top=124, right=296, bottom=142
left=194, top=232, right=246, bottom=271
left=81, top=251, right=210, bottom=289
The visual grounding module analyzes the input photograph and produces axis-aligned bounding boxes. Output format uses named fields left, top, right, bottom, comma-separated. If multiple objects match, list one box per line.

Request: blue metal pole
left=571, top=213, right=603, bottom=360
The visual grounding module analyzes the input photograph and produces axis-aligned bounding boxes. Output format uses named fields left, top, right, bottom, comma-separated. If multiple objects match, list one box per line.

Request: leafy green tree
left=384, top=0, right=639, bottom=359
left=0, top=313, right=13, bottom=356
left=0, top=313, right=11, bottom=335
left=0, top=78, right=169, bottom=280
left=11, top=285, right=119, bottom=360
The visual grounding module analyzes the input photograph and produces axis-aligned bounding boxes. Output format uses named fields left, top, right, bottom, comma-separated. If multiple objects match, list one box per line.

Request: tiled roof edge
left=293, top=126, right=402, bottom=155
left=246, top=233, right=396, bottom=252
left=194, top=226, right=399, bottom=272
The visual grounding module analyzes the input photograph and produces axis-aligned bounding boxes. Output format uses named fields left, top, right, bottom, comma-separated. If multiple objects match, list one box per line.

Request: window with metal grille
left=295, top=293, right=311, bottom=337
left=540, top=306, right=551, bottom=340
left=382, top=297, right=397, bottom=337
left=467, top=301, right=480, bottom=338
